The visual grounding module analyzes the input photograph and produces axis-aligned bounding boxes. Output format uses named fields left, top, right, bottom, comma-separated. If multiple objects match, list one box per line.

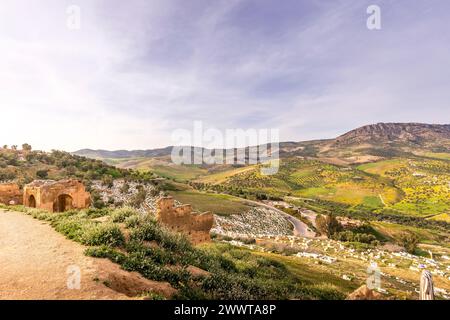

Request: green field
left=168, top=190, right=252, bottom=216
left=358, top=158, right=450, bottom=217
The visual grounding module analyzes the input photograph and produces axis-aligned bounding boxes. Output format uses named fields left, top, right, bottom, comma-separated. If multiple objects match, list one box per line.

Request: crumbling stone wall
left=156, top=197, right=214, bottom=245
left=0, top=183, right=23, bottom=205
left=23, top=179, right=91, bottom=212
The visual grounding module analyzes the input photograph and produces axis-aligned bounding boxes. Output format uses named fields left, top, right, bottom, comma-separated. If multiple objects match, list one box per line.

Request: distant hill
left=333, top=123, right=450, bottom=147
left=73, top=123, right=450, bottom=166
left=74, top=146, right=174, bottom=159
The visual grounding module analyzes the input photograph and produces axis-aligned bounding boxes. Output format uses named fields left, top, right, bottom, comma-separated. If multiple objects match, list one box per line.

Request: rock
left=94, top=259, right=177, bottom=299
left=346, top=285, right=384, bottom=300
left=186, top=265, right=211, bottom=278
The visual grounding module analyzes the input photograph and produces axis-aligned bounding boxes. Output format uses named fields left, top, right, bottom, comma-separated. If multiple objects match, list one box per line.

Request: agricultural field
left=358, top=158, right=450, bottom=217
left=111, top=157, right=209, bottom=182
left=192, top=158, right=402, bottom=208
left=168, top=190, right=252, bottom=216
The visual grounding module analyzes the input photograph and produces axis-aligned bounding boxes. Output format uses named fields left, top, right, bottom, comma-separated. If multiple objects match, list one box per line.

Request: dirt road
left=0, top=209, right=174, bottom=300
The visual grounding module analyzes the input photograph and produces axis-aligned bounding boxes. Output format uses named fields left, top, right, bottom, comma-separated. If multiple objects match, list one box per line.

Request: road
left=243, top=199, right=316, bottom=238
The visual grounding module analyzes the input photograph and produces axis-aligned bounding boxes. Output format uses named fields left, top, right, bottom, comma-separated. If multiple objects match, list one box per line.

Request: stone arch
left=54, top=194, right=73, bottom=212
left=28, top=195, right=36, bottom=208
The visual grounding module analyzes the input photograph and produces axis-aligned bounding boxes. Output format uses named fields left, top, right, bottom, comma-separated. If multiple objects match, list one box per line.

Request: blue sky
left=0, top=0, right=449, bottom=150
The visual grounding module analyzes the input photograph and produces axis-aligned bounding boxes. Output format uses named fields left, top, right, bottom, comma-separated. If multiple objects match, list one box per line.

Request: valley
left=71, top=123, right=450, bottom=299
left=1, top=123, right=449, bottom=300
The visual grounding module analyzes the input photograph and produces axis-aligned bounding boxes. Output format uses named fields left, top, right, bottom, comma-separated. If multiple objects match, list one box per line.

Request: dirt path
left=0, top=209, right=174, bottom=300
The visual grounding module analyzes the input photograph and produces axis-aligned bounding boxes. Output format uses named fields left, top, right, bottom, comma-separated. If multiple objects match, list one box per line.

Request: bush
left=85, top=246, right=127, bottom=264
left=124, top=215, right=140, bottom=228
left=81, top=223, right=125, bottom=247
left=333, top=230, right=379, bottom=246
left=53, top=217, right=87, bottom=241
left=36, top=169, right=48, bottom=179
left=129, top=188, right=147, bottom=208
left=397, top=232, right=419, bottom=254
left=110, top=207, right=137, bottom=223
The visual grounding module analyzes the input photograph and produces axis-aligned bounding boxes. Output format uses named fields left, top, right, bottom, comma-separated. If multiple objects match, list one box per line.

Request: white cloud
left=0, top=0, right=448, bottom=151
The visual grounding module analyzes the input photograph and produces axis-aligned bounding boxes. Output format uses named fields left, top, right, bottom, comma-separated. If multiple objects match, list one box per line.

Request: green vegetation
left=1, top=205, right=346, bottom=300
left=191, top=158, right=401, bottom=206
left=0, top=147, right=154, bottom=186
left=316, top=214, right=342, bottom=237
left=397, top=232, right=419, bottom=254
left=358, top=158, right=450, bottom=216
left=169, top=190, right=251, bottom=216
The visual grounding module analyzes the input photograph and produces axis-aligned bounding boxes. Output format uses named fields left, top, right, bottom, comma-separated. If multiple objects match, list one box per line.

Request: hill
left=0, top=147, right=152, bottom=186
left=75, top=146, right=174, bottom=160
left=73, top=123, right=450, bottom=166
left=334, top=123, right=450, bottom=147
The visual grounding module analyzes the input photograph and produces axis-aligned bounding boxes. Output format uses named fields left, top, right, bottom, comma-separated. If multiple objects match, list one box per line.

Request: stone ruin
left=156, top=196, right=214, bottom=245
left=23, top=179, right=91, bottom=212
left=0, top=182, right=23, bottom=205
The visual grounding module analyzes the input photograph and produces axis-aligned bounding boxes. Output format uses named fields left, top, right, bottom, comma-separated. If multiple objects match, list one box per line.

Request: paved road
left=243, top=200, right=316, bottom=238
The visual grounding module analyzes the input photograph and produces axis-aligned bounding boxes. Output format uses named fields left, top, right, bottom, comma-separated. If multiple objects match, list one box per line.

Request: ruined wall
left=156, top=197, right=214, bottom=245
left=0, top=183, right=23, bottom=205
left=23, top=180, right=91, bottom=212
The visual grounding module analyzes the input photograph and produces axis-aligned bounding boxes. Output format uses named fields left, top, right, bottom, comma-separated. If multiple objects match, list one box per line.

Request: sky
left=0, top=0, right=449, bottom=151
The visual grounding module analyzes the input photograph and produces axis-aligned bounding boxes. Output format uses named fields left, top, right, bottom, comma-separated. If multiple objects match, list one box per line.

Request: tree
left=397, top=232, right=419, bottom=254
left=22, top=143, right=32, bottom=152
left=102, top=175, right=114, bottom=188
left=316, top=213, right=342, bottom=238
left=36, top=170, right=49, bottom=179
left=130, top=188, right=147, bottom=208
left=2, top=145, right=7, bottom=149
left=120, top=182, right=130, bottom=194
left=11, top=145, right=18, bottom=150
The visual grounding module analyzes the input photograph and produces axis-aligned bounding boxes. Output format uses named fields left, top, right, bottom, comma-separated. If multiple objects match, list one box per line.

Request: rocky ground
left=91, top=180, right=158, bottom=213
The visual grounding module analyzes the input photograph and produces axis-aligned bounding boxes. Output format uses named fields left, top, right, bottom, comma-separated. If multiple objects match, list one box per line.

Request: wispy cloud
left=0, top=0, right=449, bottom=150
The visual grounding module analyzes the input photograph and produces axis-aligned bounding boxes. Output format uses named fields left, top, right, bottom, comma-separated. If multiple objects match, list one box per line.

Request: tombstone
left=420, top=270, right=434, bottom=300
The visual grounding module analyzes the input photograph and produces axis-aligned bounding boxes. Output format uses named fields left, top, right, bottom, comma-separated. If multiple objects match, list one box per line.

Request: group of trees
left=315, top=213, right=342, bottom=238
left=2, top=143, right=32, bottom=151
left=0, top=146, right=160, bottom=186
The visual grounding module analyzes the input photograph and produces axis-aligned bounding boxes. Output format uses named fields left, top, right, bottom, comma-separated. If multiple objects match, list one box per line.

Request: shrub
left=129, top=188, right=147, bottom=208
left=124, top=215, right=140, bottom=228
left=85, top=246, right=127, bottom=264
left=36, top=169, right=48, bottom=179
left=53, top=217, right=86, bottom=241
left=81, top=223, right=125, bottom=247
left=333, top=230, right=379, bottom=246
left=397, top=232, right=419, bottom=254
left=110, top=207, right=137, bottom=223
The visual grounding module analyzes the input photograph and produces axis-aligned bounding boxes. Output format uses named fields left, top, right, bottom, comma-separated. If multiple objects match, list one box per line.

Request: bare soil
left=0, top=209, right=175, bottom=300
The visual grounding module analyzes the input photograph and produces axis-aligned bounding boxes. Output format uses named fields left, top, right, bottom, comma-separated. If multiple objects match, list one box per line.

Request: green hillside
left=0, top=147, right=152, bottom=186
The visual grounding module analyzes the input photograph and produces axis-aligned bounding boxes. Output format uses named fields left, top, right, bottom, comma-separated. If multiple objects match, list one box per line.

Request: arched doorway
left=28, top=195, right=36, bottom=208
left=55, top=194, right=73, bottom=212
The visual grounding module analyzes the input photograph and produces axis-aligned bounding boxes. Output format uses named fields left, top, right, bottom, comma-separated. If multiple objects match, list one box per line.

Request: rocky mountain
left=333, top=123, right=450, bottom=147
left=73, top=123, right=450, bottom=165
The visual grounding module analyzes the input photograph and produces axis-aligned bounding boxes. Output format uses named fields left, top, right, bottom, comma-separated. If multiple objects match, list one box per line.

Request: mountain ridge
left=74, top=122, right=450, bottom=160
